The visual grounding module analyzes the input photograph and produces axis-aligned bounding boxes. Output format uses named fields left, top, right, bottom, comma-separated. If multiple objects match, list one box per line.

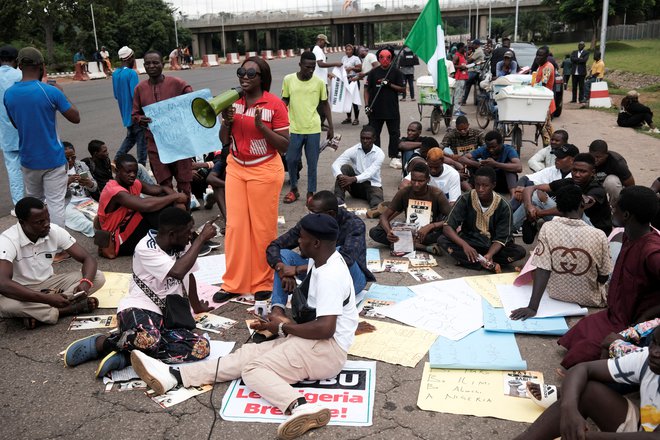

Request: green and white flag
left=405, top=0, right=451, bottom=108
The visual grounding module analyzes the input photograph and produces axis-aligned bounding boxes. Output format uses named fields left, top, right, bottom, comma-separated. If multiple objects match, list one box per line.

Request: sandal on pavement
left=72, top=296, right=99, bottom=315
left=352, top=119, right=360, bottom=125
left=64, top=333, right=102, bottom=367
left=340, top=118, right=352, bottom=124
left=283, top=190, right=299, bottom=204
left=213, top=289, right=241, bottom=303
left=23, top=317, right=38, bottom=330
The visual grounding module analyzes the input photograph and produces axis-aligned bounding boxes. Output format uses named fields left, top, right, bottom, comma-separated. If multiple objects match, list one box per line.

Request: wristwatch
left=278, top=322, right=286, bottom=338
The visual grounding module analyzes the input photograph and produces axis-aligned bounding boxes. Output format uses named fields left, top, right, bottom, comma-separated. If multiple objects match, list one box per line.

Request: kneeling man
left=131, top=214, right=358, bottom=440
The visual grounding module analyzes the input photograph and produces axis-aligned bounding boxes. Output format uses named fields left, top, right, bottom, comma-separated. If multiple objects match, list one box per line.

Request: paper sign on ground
left=91, top=271, right=131, bottom=308
left=194, top=254, right=226, bottom=286
left=349, top=319, right=437, bottom=368
left=502, top=371, right=543, bottom=399
left=195, top=313, right=236, bottom=333
left=429, top=328, right=527, bottom=370
left=417, top=363, right=544, bottom=423
left=143, top=89, right=221, bottom=164
left=347, top=207, right=367, bottom=216
left=105, top=380, right=147, bottom=392
left=366, top=248, right=382, bottom=273
left=365, top=284, right=416, bottom=302
left=482, top=300, right=568, bottom=335
left=196, top=282, right=230, bottom=308
left=68, top=314, right=117, bottom=330
left=375, top=279, right=483, bottom=340
left=498, top=284, right=588, bottom=318
left=381, top=259, right=409, bottom=273
left=464, top=272, right=519, bottom=307
left=408, top=253, right=437, bottom=267
left=147, top=384, right=213, bottom=408
left=220, top=360, right=376, bottom=426
left=408, top=267, right=442, bottom=283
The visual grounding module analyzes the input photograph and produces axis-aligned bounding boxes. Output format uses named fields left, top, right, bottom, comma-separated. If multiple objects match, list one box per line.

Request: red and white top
left=229, top=91, right=289, bottom=165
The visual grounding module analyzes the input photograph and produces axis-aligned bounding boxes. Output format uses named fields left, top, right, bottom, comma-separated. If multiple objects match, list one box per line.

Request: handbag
left=291, top=268, right=352, bottom=325
left=132, top=273, right=196, bottom=330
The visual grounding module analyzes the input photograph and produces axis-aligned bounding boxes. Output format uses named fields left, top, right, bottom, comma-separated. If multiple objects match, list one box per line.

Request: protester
left=332, top=125, right=385, bottom=209
left=452, top=43, right=469, bottom=116
left=462, top=39, right=485, bottom=105
left=495, top=51, right=518, bottom=77
left=617, top=90, right=659, bottom=133
left=267, top=191, right=375, bottom=315
left=0, top=197, right=105, bottom=329
left=365, top=47, right=405, bottom=169
left=527, top=130, right=569, bottom=172
left=583, top=51, right=605, bottom=101
left=205, top=149, right=228, bottom=233
left=401, top=148, right=462, bottom=204
left=0, top=45, right=23, bottom=211
left=63, top=207, right=216, bottom=378
left=561, top=54, right=572, bottom=90
left=4, top=47, right=80, bottom=228
left=398, top=46, right=418, bottom=101
left=438, top=166, right=526, bottom=271
left=82, top=139, right=113, bottom=194
left=589, top=139, right=635, bottom=204
left=570, top=41, right=589, bottom=104
left=370, top=162, right=451, bottom=253
left=340, top=44, right=362, bottom=125
left=213, top=57, right=289, bottom=303
left=510, top=185, right=612, bottom=320
left=131, top=213, right=358, bottom=440
left=73, top=48, right=89, bottom=73
left=441, top=115, right=485, bottom=157
left=282, top=51, right=333, bottom=204
left=97, top=154, right=189, bottom=258
left=312, top=34, right=342, bottom=129
left=63, top=142, right=97, bottom=237
left=490, top=37, right=517, bottom=77
left=99, top=46, right=112, bottom=73
left=459, top=130, right=522, bottom=196
left=398, top=121, right=440, bottom=171
left=112, top=46, right=146, bottom=166
left=531, top=46, right=555, bottom=147
left=132, top=50, right=193, bottom=203
left=353, top=46, right=379, bottom=106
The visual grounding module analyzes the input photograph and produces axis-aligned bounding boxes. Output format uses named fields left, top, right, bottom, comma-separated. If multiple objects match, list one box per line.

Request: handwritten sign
left=482, top=300, right=568, bottom=335
left=143, top=89, right=221, bottom=164
left=464, top=272, right=519, bottom=307
left=417, top=363, right=544, bottom=423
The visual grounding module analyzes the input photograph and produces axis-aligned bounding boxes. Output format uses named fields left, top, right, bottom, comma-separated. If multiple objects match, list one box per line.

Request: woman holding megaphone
left=213, top=57, right=290, bottom=304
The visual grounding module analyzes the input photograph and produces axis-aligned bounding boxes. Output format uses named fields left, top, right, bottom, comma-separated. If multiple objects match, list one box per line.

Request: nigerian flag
left=404, top=0, right=451, bottom=108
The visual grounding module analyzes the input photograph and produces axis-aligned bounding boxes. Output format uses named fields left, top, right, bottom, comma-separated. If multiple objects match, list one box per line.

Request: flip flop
left=72, top=296, right=99, bottom=314
left=283, top=191, right=299, bottom=204
left=526, top=382, right=558, bottom=409
left=64, top=333, right=102, bottom=367
left=23, top=317, right=38, bottom=330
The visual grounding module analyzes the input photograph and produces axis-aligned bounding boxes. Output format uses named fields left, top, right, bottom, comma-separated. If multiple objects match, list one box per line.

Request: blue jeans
left=271, top=248, right=367, bottom=309
left=512, top=190, right=592, bottom=230
left=286, top=133, right=320, bottom=194
left=115, top=124, right=147, bottom=166
left=1, top=148, right=24, bottom=205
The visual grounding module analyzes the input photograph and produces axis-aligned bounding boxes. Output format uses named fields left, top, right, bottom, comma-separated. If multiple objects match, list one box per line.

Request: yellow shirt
left=590, top=59, right=605, bottom=78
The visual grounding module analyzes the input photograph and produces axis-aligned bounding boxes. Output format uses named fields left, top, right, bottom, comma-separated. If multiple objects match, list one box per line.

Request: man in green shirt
left=282, top=51, right=334, bottom=204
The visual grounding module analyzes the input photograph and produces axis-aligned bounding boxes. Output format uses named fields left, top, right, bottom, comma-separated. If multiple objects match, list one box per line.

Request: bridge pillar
left=356, top=23, right=365, bottom=46
left=366, top=23, right=375, bottom=48
left=265, top=29, right=277, bottom=49
left=243, top=30, right=258, bottom=52
left=478, top=16, right=489, bottom=39
left=191, top=33, right=201, bottom=60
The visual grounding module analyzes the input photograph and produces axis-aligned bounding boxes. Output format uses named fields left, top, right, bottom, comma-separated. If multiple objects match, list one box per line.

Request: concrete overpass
left=182, top=0, right=549, bottom=55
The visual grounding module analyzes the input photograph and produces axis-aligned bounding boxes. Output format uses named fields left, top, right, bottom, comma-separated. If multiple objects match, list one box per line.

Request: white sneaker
left=130, top=350, right=178, bottom=395
left=389, top=157, right=402, bottom=169
left=277, top=403, right=331, bottom=440
left=651, top=128, right=660, bottom=134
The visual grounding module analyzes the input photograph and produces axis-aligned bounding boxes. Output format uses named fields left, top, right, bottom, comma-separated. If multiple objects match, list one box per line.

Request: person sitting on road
left=617, top=90, right=659, bottom=133
left=495, top=51, right=518, bottom=78
left=130, top=213, right=359, bottom=440
left=398, top=121, right=440, bottom=173
left=0, top=197, right=105, bottom=329
left=63, top=141, right=98, bottom=238
left=370, top=162, right=451, bottom=254
left=589, top=139, right=635, bottom=205
left=267, top=190, right=375, bottom=317
left=82, top=139, right=113, bottom=195
left=527, top=130, right=569, bottom=173
left=63, top=207, right=216, bottom=378
left=510, top=185, right=612, bottom=320
left=400, top=147, right=462, bottom=204
left=459, top=130, right=522, bottom=196
left=438, top=166, right=526, bottom=272
left=441, top=115, right=485, bottom=158
left=332, top=125, right=385, bottom=210
left=96, top=154, right=189, bottom=258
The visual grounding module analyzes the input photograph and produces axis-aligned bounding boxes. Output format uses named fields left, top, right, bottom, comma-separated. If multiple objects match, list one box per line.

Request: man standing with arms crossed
left=4, top=47, right=80, bottom=229
left=113, top=46, right=147, bottom=167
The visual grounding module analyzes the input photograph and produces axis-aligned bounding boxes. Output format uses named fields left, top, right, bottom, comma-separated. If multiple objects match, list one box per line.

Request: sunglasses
left=237, top=67, right=261, bottom=79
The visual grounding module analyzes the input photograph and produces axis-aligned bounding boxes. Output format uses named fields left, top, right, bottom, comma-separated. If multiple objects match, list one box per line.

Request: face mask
left=378, top=52, right=392, bottom=68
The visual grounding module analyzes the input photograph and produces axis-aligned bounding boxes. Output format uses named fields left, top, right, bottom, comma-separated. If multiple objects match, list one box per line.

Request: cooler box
left=417, top=75, right=455, bottom=106
left=495, top=85, right=553, bottom=122
left=492, top=74, right=532, bottom=94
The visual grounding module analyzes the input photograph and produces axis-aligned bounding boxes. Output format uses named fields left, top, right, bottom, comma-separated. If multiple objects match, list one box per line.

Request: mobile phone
left=251, top=313, right=269, bottom=323
left=72, top=291, right=86, bottom=299
left=79, top=171, right=90, bottom=179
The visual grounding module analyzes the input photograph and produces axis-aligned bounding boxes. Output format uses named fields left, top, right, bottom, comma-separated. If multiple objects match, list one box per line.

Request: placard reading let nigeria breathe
left=143, top=89, right=222, bottom=164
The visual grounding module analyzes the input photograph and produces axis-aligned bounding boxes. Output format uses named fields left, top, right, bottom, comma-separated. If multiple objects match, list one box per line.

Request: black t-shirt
left=595, top=151, right=632, bottom=185
left=399, top=136, right=440, bottom=159
left=366, top=67, right=405, bottom=119
left=549, top=177, right=612, bottom=235
left=390, top=185, right=449, bottom=224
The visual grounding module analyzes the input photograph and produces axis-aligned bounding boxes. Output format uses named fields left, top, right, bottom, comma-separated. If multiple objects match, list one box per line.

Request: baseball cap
left=316, top=34, right=330, bottom=43
left=472, top=39, right=482, bottom=45
left=17, top=47, right=44, bottom=65
left=118, top=46, right=134, bottom=60
left=504, top=50, right=514, bottom=58
left=551, top=144, right=579, bottom=159
left=0, top=45, right=18, bottom=59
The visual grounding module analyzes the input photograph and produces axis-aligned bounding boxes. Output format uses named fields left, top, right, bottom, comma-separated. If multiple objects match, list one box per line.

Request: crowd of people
left=0, top=36, right=659, bottom=440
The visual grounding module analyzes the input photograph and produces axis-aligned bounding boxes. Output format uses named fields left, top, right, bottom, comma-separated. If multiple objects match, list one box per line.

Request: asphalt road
left=1, top=56, right=659, bottom=439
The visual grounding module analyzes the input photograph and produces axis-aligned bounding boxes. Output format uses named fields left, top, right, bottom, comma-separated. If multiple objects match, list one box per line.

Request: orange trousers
left=222, top=154, right=284, bottom=294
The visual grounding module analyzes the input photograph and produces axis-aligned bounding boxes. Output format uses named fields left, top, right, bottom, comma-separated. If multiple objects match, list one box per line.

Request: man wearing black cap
left=0, top=45, right=24, bottom=213
left=131, top=213, right=358, bottom=440
left=490, top=37, right=517, bottom=77
left=495, top=51, right=518, bottom=77
left=4, top=47, right=80, bottom=228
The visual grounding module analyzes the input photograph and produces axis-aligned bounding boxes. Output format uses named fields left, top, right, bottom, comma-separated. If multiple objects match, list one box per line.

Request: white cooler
left=417, top=75, right=455, bottom=106
left=492, top=74, right=532, bottom=94
left=495, top=85, right=553, bottom=122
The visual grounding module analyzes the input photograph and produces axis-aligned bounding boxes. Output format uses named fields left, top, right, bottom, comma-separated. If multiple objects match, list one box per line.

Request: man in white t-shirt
left=312, top=34, right=342, bottom=129
left=62, top=207, right=216, bottom=378
left=402, top=147, right=461, bottom=204
left=131, top=213, right=358, bottom=440
left=514, top=327, right=660, bottom=438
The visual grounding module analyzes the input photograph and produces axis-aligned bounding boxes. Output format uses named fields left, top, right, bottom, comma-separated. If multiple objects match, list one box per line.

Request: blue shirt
left=4, top=80, right=71, bottom=169
left=0, top=65, right=22, bottom=152
left=112, top=67, right=139, bottom=127
left=470, top=144, right=519, bottom=163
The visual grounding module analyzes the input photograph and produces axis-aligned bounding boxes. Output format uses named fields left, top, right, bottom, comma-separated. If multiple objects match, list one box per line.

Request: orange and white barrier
left=261, top=50, right=274, bottom=60
left=87, top=62, right=107, bottom=80
left=201, top=54, right=219, bottom=67
left=246, top=51, right=258, bottom=60
left=225, top=53, right=241, bottom=64
left=277, top=49, right=286, bottom=59
left=588, top=81, right=612, bottom=108
left=135, top=58, right=146, bottom=74
left=286, top=49, right=295, bottom=57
